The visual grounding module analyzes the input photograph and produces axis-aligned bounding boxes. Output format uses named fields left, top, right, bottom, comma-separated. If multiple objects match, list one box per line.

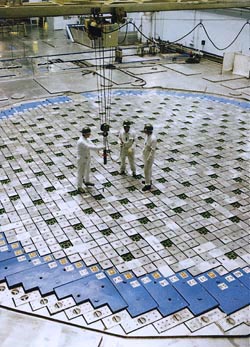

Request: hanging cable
left=107, top=47, right=113, bottom=121
left=94, top=42, right=102, bottom=122
left=200, top=21, right=250, bottom=51
left=91, top=25, right=109, bottom=164
left=130, top=21, right=155, bottom=43
left=98, top=24, right=112, bottom=165
left=127, top=19, right=250, bottom=52
left=118, top=21, right=128, bottom=45
left=172, top=23, right=201, bottom=43
left=87, top=11, right=127, bottom=164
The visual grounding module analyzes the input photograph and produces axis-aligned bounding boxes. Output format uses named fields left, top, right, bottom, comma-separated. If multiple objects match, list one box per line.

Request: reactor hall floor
left=0, top=27, right=249, bottom=347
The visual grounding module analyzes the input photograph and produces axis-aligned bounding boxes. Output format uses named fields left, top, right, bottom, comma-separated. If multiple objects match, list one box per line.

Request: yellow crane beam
left=0, top=1, right=250, bottom=19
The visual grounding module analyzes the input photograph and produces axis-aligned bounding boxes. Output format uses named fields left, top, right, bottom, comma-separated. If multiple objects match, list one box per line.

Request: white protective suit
left=119, top=127, right=136, bottom=175
left=143, top=132, right=157, bottom=186
left=77, top=135, right=102, bottom=188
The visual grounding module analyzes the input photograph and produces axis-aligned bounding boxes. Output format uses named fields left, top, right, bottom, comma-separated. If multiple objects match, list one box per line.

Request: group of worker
left=77, top=120, right=157, bottom=193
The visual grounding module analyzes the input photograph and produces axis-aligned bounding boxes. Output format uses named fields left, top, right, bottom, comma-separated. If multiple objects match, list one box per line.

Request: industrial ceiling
left=0, top=0, right=250, bottom=19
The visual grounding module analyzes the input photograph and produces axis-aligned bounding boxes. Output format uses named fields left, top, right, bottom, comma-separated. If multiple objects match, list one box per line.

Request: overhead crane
left=0, top=0, right=250, bottom=19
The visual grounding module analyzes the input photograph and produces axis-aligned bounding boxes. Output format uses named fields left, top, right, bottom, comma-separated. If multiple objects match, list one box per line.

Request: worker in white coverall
left=142, top=123, right=156, bottom=191
left=119, top=120, right=137, bottom=177
left=77, top=127, right=103, bottom=192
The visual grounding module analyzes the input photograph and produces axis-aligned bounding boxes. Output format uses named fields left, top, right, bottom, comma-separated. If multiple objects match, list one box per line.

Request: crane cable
left=93, top=22, right=114, bottom=165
